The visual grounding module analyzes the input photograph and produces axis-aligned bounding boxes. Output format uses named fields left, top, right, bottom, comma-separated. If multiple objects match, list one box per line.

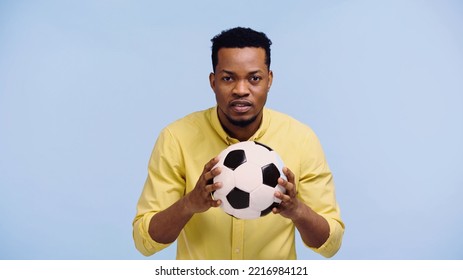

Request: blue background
left=1, top=0, right=462, bottom=259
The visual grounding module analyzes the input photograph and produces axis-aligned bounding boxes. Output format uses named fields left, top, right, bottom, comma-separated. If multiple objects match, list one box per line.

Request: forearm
left=292, top=204, right=330, bottom=249
left=149, top=195, right=194, bottom=244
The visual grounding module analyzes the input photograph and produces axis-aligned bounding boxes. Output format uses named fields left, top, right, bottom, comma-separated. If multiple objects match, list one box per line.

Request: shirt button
left=234, top=248, right=240, bottom=254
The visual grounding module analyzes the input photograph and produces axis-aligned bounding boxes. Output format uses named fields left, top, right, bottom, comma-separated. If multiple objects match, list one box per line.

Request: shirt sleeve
left=132, top=127, right=186, bottom=256
left=298, top=128, right=345, bottom=258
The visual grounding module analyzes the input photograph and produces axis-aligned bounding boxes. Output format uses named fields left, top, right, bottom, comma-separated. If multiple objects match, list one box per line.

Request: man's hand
left=272, top=167, right=301, bottom=219
left=273, top=166, right=330, bottom=248
left=184, top=157, right=223, bottom=215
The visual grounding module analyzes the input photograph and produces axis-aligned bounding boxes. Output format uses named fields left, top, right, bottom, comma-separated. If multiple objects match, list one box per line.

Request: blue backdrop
left=1, top=0, right=462, bottom=259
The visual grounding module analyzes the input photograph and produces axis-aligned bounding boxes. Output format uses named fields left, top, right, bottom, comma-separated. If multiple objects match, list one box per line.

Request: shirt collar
left=209, top=106, right=270, bottom=145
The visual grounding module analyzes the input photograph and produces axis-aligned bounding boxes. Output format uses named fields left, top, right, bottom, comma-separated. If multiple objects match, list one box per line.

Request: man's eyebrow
left=220, top=70, right=264, bottom=75
left=220, top=70, right=235, bottom=75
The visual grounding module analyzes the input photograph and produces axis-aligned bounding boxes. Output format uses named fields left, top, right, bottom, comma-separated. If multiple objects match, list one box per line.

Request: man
left=133, top=27, right=344, bottom=259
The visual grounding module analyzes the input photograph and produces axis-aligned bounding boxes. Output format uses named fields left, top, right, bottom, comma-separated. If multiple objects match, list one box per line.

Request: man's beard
left=225, top=114, right=259, bottom=128
left=217, top=106, right=264, bottom=129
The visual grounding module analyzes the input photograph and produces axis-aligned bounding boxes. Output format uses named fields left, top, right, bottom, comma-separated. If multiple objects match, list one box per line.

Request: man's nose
left=232, top=79, right=249, bottom=96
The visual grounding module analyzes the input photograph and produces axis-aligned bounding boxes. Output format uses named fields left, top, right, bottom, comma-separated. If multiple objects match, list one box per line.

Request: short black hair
left=210, top=27, right=272, bottom=72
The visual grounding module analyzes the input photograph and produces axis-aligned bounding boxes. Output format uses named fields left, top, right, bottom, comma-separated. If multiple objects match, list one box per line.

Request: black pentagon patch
left=261, top=163, right=280, bottom=187
left=254, top=141, right=273, bottom=151
left=223, top=149, right=247, bottom=170
left=227, top=187, right=250, bottom=209
left=261, top=202, right=280, bottom=216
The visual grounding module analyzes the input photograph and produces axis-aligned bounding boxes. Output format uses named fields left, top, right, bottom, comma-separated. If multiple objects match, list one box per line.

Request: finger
left=209, top=198, right=222, bottom=208
left=283, top=166, right=295, bottom=184
left=272, top=201, right=287, bottom=214
left=205, top=166, right=221, bottom=186
left=205, top=181, right=222, bottom=194
left=280, top=193, right=292, bottom=203
left=287, top=183, right=297, bottom=198
left=278, top=177, right=296, bottom=198
left=203, top=159, right=217, bottom=183
left=203, top=157, right=220, bottom=182
left=204, top=156, right=220, bottom=172
left=274, top=189, right=285, bottom=200
left=282, top=167, right=297, bottom=196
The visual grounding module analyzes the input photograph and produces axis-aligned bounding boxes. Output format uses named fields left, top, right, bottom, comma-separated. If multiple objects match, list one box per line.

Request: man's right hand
left=184, top=157, right=223, bottom=214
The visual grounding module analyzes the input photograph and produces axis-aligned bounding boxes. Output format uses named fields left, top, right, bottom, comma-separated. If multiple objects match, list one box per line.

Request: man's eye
left=222, top=76, right=233, bottom=82
left=250, top=76, right=262, bottom=82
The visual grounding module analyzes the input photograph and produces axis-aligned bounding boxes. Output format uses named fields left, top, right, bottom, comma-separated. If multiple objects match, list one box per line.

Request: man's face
left=209, top=47, right=273, bottom=130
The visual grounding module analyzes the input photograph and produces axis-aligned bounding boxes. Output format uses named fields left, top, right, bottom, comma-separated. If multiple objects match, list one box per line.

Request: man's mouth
left=230, top=100, right=252, bottom=113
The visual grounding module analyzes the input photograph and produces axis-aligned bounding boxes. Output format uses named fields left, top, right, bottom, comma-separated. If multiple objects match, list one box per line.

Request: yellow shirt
left=133, top=107, right=344, bottom=259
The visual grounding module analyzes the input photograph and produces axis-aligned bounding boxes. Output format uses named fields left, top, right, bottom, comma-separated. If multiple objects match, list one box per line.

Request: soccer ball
left=212, top=141, right=287, bottom=219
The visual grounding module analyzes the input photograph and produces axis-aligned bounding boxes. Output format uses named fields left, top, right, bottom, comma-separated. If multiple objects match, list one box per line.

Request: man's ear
left=267, top=70, right=273, bottom=91
left=209, top=72, right=216, bottom=91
